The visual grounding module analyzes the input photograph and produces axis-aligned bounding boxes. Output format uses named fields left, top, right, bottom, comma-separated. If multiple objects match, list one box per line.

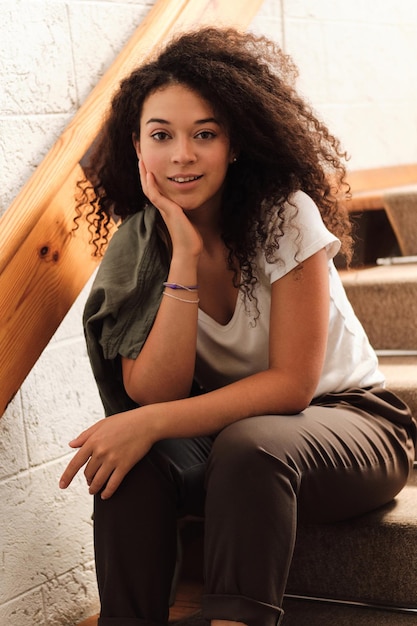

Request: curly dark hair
left=76, top=26, right=352, bottom=301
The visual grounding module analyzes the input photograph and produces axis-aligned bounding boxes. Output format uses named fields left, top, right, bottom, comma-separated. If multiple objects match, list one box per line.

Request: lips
left=168, top=175, right=203, bottom=183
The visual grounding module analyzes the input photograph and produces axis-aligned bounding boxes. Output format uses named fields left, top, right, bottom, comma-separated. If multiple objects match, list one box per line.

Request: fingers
left=59, top=411, right=148, bottom=499
left=83, top=453, right=101, bottom=487
left=138, top=158, right=178, bottom=215
left=59, top=415, right=136, bottom=498
left=60, top=443, right=118, bottom=497
left=59, top=421, right=105, bottom=488
left=67, top=420, right=103, bottom=448
left=100, top=468, right=126, bottom=500
left=85, top=459, right=115, bottom=497
left=143, top=170, right=166, bottom=210
left=68, top=430, right=90, bottom=449
left=59, top=445, right=93, bottom=490
left=83, top=454, right=129, bottom=499
left=138, top=158, right=149, bottom=197
left=138, top=158, right=160, bottom=205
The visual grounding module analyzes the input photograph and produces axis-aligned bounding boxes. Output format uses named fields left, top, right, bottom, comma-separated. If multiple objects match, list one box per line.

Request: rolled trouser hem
left=98, top=618, right=165, bottom=626
left=202, top=594, right=284, bottom=626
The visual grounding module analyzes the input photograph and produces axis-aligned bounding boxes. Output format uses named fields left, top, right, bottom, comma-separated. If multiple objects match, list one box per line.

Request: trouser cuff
left=202, top=593, right=284, bottom=626
left=98, top=618, right=164, bottom=626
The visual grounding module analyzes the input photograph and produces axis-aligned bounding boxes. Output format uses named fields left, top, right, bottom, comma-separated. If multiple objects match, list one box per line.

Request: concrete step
left=340, top=263, right=417, bottom=350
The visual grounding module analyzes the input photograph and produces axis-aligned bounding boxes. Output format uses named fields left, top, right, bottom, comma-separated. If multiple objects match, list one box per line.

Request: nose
left=171, top=137, right=197, bottom=164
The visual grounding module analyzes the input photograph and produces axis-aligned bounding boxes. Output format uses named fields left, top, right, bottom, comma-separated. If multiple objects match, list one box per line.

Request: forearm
left=123, top=255, right=200, bottom=405
left=146, top=367, right=315, bottom=442
left=59, top=367, right=314, bottom=501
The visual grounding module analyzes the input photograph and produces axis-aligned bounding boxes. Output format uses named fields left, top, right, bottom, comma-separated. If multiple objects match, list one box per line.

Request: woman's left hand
left=59, top=408, right=156, bottom=499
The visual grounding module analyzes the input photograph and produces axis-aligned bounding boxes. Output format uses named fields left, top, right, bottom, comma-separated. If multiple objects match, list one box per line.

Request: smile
left=169, top=175, right=203, bottom=183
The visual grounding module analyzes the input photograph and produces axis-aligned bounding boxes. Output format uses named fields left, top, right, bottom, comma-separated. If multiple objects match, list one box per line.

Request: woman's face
left=134, top=83, right=235, bottom=214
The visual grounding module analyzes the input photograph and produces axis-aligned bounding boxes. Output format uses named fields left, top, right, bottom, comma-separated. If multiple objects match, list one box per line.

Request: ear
left=132, top=133, right=141, bottom=159
left=229, top=146, right=239, bottom=164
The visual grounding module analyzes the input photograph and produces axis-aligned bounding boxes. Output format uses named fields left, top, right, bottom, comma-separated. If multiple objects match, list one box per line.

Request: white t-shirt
left=195, top=190, right=384, bottom=397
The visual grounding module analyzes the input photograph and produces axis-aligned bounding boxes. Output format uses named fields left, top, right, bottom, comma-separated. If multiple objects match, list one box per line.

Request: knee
left=207, top=418, right=300, bottom=492
left=207, top=420, right=259, bottom=488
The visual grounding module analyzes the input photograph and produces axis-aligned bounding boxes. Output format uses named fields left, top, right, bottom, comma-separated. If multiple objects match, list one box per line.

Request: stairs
left=341, top=261, right=417, bottom=420
left=341, top=263, right=417, bottom=351
left=281, top=261, right=417, bottom=621
left=341, top=262, right=417, bottom=452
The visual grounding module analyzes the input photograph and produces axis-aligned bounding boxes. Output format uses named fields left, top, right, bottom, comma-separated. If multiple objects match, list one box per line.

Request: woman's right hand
left=139, top=159, right=203, bottom=259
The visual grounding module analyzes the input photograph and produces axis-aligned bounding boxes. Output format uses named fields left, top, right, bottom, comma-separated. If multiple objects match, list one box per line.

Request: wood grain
left=0, top=165, right=101, bottom=414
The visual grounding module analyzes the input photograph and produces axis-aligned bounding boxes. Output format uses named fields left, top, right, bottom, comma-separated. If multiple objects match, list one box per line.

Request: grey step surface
left=281, top=597, right=417, bottom=625
left=340, top=263, right=417, bottom=350
left=285, top=356, right=417, bottom=620
left=174, top=604, right=417, bottom=626
left=180, top=464, right=417, bottom=622
left=286, top=466, right=417, bottom=612
left=286, top=355, right=417, bottom=616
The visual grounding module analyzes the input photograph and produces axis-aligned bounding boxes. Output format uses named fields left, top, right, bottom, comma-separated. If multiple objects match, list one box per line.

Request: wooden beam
left=0, top=0, right=263, bottom=416
left=0, top=165, right=101, bottom=414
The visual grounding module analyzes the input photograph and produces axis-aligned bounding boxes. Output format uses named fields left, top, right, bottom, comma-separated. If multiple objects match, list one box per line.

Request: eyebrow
left=145, top=117, right=220, bottom=125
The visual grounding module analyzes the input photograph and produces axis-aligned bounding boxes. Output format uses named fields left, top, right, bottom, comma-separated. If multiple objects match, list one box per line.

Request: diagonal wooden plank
left=0, top=0, right=263, bottom=416
left=0, top=164, right=100, bottom=415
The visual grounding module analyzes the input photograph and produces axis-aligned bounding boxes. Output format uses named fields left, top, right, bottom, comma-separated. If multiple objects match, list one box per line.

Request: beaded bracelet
left=163, top=282, right=199, bottom=292
left=163, top=292, right=199, bottom=304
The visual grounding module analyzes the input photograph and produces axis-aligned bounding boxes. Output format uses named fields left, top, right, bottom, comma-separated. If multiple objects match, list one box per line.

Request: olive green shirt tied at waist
left=83, top=206, right=169, bottom=416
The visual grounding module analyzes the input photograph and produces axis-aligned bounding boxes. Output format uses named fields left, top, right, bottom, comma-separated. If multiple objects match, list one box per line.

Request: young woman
left=60, top=27, right=416, bottom=626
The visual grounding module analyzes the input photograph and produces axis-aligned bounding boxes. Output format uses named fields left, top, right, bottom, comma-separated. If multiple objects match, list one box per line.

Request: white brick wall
left=282, top=0, right=417, bottom=169
left=0, top=1, right=416, bottom=623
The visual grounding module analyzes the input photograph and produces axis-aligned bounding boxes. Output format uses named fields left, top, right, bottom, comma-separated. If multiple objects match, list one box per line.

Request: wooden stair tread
left=346, top=163, right=417, bottom=212
left=74, top=617, right=97, bottom=626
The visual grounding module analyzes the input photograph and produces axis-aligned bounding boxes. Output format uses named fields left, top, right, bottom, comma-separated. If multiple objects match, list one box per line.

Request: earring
left=232, top=157, right=237, bottom=163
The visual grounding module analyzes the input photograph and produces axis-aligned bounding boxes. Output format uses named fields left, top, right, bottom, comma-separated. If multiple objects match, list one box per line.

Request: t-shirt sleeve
left=264, top=190, right=341, bottom=284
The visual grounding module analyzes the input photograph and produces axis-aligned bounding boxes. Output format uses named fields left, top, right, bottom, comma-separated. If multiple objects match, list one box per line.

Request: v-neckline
left=198, top=290, right=242, bottom=329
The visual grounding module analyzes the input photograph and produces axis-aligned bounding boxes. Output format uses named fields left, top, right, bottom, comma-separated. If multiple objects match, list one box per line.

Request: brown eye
left=151, top=131, right=170, bottom=141
left=196, top=131, right=216, bottom=140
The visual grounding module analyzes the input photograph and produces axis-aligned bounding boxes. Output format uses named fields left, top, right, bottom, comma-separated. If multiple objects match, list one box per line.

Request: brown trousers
left=94, top=387, right=416, bottom=626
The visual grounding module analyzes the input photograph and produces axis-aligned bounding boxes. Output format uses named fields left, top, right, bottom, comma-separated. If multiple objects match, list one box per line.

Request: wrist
left=143, top=403, right=169, bottom=443
left=171, top=244, right=201, bottom=264
left=168, top=258, right=198, bottom=285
